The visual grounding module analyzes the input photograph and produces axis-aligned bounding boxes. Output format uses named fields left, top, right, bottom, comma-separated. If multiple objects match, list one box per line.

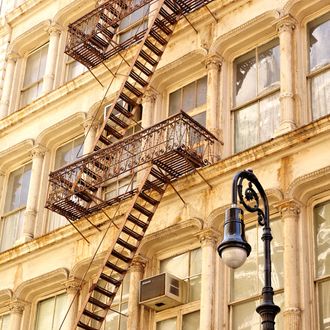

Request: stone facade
left=0, top=0, right=329, bottom=329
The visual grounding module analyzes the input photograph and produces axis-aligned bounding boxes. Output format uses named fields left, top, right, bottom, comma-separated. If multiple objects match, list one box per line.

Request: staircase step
left=127, top=214, right=149, bottom=230
left=124, top=81, right=143, bottom=97
left=109, top=113, right=129, bottom=128
left=83, top=309, right=104, bottom=322
left=112, top=249, right=132, bottom=263
left=78, top=178, right=98, bottom=192
left=119, top=92, right=136, bottom=106
left=99, top=133, right=112, bottom=146
left=155, top=18, right=173, bottom=35
left=160, top=7, right=177, bottom=24
left=140, top=50, right=158, bottom=66
left=117, top=238, right=138, bottom=252
left=150, top=29, right=168, bottom=45
left=96, top=23, right=115, bottom=40
left=114, top=102, right=133, bottom=117
left=105, top=261, right=127, bottom=274
left=78, top=321, right=98, bottom=330
left=164, top=0, right=180, bottom=13
left=94, top=284, right=115, bottom=298
left=104, top=124, right=123, bottom=139
left=122, top=226, right=143, bottom=240
left=88, top=297, right=108, bottom=310
left=129, top=71, right=148, bottom=87
left=90, top=35, right=109, bottom=49
left=139, top=191, right=159, bottom=205
left=144, top=180, right=165, bottom=194
left=150, top=168, right=168, bottom=182
left=83, top=167, right=101, bottom=181
left=76, top=191, right=93, bottom=203
left=133, top=203, right=153, bottom=217
left=100, top=272, right=121, bottom=286
left=135, top=61, right=152, bottom=76
left=145, top=40, right=163, bottom=56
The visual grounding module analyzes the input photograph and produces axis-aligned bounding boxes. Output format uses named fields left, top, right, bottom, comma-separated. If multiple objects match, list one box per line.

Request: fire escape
left=45, top=1, right=218, bottom=329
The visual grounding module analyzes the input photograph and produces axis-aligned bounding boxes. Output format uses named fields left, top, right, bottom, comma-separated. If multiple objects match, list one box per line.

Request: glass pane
left=182, top=81, right=196, bottom=112
left=235, top=51, right=257, bottom=106
left=318, top=280, right=330, bottom=330
left=259, top=92, right=280, bottom=143
left=232, top=226, right=258, bottom=301
left=192, top=112, right=206, bottom=127
left=257, top=41, right=280, bottom=93
left=21, top=84, right=39, bottom=107
left=196, top=76, right=207, bottom=107
left=309, top=17, right=330, bottom=71
left=234, top=103, right=259, bottom=153
left=119, top=302, right=128, bottom=330
left=232, top=300, right=260, bottom=330
left=55, top=137, right=84, bottom=169
left=273, top=293, right=284, bottom=330
left=5, top=164, right=31, bottom=212
left=67, top=60, right=87, bottom=81
left=0, top=314, right=10, bottom=330
left=190, top=248, right=202, bottom=276
left=104, top=307, right=119, bottom=330
left=38, top=44, right=48, bottom=80
left=23, top=50, right=41, bottom=87
left=35, top=296, right=55, bottom=330
left=156, top=318, right=177, bottom=330
left=160, top=252, right=189, bottom=279
left=311, top=69, right=330, bottom=120
left=189, top=275, right=201, bottom=302
left=47, top=212, right=67, bottom=232
left=314, top=201, right=330, bottom=277
left=182, top=311, right=200, bottom=330
left=52, top=293, right=67, bottom=330
left=169, top=89, right=181, bottom=116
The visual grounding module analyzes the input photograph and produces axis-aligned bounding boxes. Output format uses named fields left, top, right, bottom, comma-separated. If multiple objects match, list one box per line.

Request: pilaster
left=8, top=299, right=27, bottom=330
left=83, top=117, right=98, bottom=154
left=141, top=87, right=158, bottom=129
left=63, top=278, right=82, bottom=330
left=277, top=199, right=301, bottom=330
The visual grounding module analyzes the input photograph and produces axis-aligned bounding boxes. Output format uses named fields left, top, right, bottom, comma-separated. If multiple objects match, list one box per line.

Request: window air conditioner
left=139, top=273, right=187, bottom=311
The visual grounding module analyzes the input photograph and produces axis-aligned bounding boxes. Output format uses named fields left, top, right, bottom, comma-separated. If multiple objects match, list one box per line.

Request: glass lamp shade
left=218, top=206, right=251, bottom=269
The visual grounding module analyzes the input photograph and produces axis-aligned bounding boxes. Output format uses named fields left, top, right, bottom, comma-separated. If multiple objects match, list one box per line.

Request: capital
left=48, top=23, right=63, bottom=36
left=197, top=228, right=220, bottom=246
left=6, top=51, right=19, bottom=62
left=205, top=54, right=223, bottom=70
left=65, top=278, right=82, bottom=294
left=276, top=15, right=296, bottom=33
left=83, top=117, right=98, bottom=131
left=31, top=144, right=47, bottom=158
left=142, top=87, right=158, bottom=104
left=276, top=199, right=301, bottom=218
left=9, top=299, right=27, bottom=314
left=130, top=255, right=148, bottom=272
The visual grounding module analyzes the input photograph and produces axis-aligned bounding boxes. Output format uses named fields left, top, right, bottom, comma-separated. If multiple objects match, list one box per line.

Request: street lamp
left=218, top=169, right=280, bottom=330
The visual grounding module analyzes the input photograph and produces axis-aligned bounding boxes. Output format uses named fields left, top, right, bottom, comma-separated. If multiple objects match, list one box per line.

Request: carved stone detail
left=9, top=299, right=27, bottom=314
left=65, top=278, right=82, bottom=295
left=31, top=144, right=47, bottom=158
left=142, top=87, right=158, bottom=104
left=130, top=255, right=148, bottom=273
left=277, top=200, right=301, bottom=218
left=205, top=54, right=223, bottom=70
left=197, top=228, right=220, bottom=247
left=276, top=15, right=296, bottom=33
left=48, top=23, right=63, bottom=36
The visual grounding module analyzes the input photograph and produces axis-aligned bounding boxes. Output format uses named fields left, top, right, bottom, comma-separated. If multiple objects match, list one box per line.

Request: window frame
left=20, top=42, right=49, bottom=108
left=306, top=12, right=330, bottom=121
left=231, top=38, right=281, bottom=153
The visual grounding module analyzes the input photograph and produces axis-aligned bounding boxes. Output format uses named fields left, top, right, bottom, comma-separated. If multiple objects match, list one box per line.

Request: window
left=47, top=136, right=84, bottom=232
left=229, top=219, right=284, bottom=329
left=102, top=274, right=130, bottom=330
left=65, top=58, right=87, bottom=82
left=308, top=13, right=330, bottom=120
left=233, top=39, right=280, bottom=152
left=118, top=0, right=150, bottom=43
left=104, top=175, right=137, bottom=201
left=169, top=76, right=207, bottom=126
left=314, top=201, right=330, bottom=330
left=155, top=248, right=201, bottom=329
left=0, top=314, right=10, bottom=330
left=20, top=43, right=48, bottom=108
left=0, top=163, right=32, bottom=252
left=34, top=293, right=67, bottom=330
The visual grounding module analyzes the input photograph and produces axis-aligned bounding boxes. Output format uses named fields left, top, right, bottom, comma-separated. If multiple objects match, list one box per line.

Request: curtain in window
left=311, top=70, right=330, bottom=120
left=0, top=314, right=10, bottom=330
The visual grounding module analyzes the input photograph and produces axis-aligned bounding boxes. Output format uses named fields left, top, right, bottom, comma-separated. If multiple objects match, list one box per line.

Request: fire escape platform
left=46, top=112, right=218, bottom=221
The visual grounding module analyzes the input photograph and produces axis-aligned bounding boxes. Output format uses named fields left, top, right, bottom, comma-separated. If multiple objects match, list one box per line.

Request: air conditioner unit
left=139, top=273, right=187, bottom=311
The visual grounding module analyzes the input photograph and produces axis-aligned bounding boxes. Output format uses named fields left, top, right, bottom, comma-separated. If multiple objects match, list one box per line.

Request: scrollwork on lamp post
left=218, top=169, right=280, bottom=330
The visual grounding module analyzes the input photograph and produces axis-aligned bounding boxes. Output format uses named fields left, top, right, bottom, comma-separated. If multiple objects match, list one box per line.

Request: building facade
left=0, top=0, right=329, bottom=329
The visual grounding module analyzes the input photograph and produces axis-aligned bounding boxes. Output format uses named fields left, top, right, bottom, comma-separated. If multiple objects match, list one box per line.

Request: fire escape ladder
left=74, top=165, right=170, bottom=330
left=93, top=0, right=181, bottom=152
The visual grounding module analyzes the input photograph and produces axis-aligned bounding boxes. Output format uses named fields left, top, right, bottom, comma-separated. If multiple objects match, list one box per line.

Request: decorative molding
left=197, top=228, right=220, bottom=246
left=6, top=52, right=20, bottom=62
left=64, top=278, right=82, bottom=294
left=83, top=117, right=99, bottom=131
left=31, top=144, right=47, bottom=158
left=142, top=87, right=158, bottom=104
left=130, top=255, right=148, bottom=273
left=47, top=23, right=63, bottom=36
left=9, top=299, right=27, bottom=314
left=205, top=54, right=223, bottom=70
left=276, top=199, right=301, bottom=218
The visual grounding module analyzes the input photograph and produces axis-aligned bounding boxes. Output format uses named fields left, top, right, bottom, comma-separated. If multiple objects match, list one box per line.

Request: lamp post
left=218, top=169, right=280, bottom=330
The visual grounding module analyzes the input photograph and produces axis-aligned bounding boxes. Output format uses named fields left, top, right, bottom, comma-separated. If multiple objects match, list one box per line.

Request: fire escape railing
left=45, top=112, right=218, bottom=220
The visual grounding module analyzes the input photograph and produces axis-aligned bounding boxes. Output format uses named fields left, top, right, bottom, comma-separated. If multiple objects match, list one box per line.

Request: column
left=198, top=228, right=219, bottom=330
left=42, top=23, right=62, bottom=94
left=141, top=87, right=158, bottom=129
left=127, top=255, right=147, bottom=330
left=22, top=145, right=47, bottom=242
left=278, top=200, right=301, bottom=330
left=205, top=54, right=223, bottom=159
left=276, top=15, right=297, bottom=135
left=83, top=117, right=98, bottom=154
left=63, top=278, right=81, bottom=330
left=0, top=52, right=18, bottom=118
left=8, top=299, right=25, bottom=330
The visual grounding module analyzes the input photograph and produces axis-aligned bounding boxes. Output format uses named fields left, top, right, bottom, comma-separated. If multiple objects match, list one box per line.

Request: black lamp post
left=218, top=169, right=280, bottom=330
